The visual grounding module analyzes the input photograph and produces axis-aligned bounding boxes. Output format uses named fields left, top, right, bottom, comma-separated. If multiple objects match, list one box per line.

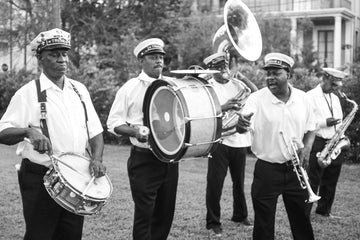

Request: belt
left=258, top=159, right=293, bottom=167
left=132, top=146, right=152, bottom=154
left=21, top=158, right=49, bottom=175
left=315, top=136, right=330, bottom=140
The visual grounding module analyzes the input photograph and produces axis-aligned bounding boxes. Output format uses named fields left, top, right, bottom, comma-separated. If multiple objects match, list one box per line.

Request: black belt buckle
left=284, top=160, right=293, bottom=167
left=132, top=146, right=152, bottom=154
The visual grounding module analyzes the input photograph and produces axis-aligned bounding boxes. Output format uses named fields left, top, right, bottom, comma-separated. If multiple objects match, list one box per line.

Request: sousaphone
left=212, top=0, right=262, bottom=61
left=212, top=0, right=262, bottom=136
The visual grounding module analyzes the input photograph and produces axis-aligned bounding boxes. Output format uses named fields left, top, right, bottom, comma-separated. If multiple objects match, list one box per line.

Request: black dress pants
left=251, top=159, right=314, bottom=240
left=127, top=147, right=179, bottom=240
left=18, top=159, right=84, bottom=240
left=307, top=136, right=343, bottom=215
left=206, top=144, right=248, bottom=229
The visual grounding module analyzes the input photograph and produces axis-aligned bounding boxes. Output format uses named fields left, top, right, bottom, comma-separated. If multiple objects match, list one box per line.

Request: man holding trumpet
left=236, top=52, right=316, bottom=240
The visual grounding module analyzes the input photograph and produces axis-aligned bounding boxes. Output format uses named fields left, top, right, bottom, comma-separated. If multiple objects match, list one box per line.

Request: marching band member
left=306, top=68, right=346, bottom=218
left=0, top=28, right=106, bottom=240
left=107, top=38, right=179, bottom=240
left=203, top=52, right=256, bottom=237
left=236, top=53, right=316, bottom=240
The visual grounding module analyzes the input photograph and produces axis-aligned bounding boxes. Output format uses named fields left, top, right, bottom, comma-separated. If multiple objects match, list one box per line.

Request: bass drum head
left=143, top=80, right=190, bottom=162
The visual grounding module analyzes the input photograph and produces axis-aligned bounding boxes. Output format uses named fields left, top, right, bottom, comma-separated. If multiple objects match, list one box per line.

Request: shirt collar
left=313, top=84, right=324, bottom=96
left=138, top=70, right=162, bottom=83
left=267, top=84, right=296, bottom=104
left=39, top=72, right=72, bottom=92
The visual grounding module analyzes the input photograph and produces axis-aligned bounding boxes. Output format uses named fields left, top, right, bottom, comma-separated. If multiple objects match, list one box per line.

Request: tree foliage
left=2, top=0, right=360, bottom=162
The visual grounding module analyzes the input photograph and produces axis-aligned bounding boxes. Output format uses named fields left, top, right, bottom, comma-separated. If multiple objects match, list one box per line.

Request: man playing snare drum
left=107, top=38, right=179, bottom=240
left=0, top=28, right=106, bottom=240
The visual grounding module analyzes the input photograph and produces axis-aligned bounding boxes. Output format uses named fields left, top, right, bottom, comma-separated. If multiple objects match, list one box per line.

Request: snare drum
left=43, top=153, right=113, bottom=216
left=143, top=76, right=222, bottom=163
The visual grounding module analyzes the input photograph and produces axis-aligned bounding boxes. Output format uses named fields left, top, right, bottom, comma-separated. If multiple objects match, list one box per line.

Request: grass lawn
left=1, top=143, right=360, bottom=240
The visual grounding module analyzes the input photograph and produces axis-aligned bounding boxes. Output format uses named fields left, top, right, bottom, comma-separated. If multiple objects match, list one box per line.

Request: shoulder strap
left=35, top=79, right=51, bottom=140
left=69, top=81, right=91, bottom=151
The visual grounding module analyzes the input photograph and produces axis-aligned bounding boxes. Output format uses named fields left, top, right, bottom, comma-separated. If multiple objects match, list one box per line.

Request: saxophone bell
left=316, top=90, right=358, bottom=168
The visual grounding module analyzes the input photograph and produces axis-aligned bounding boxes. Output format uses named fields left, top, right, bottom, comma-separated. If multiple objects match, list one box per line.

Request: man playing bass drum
left=107, top=38, right=179, bottom=240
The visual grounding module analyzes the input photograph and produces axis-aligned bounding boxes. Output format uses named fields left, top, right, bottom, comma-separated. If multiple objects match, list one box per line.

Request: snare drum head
left=56, top=153, right=112, bottom=199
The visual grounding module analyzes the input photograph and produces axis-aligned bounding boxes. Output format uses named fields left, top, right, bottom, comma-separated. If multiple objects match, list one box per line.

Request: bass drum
left=143, top=76, right=222, bottom=163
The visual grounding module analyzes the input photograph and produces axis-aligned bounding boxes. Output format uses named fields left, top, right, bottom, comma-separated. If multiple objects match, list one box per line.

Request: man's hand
left=298, top=147, right=310, bottom=170
left=235, top=112, right=253, bottom=134
left=89, top=159, right=106, bottom=178
left=26, top=128, right=52, bottom=155
left=222, top=98, right=242, bottom=112
left=134, top=126, right=149, bottom=143
left=326, top=117, right=341, bottom=127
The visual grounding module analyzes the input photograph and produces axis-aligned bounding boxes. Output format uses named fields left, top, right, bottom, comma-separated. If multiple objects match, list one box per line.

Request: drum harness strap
left=35, top=79, right=91, bottom=152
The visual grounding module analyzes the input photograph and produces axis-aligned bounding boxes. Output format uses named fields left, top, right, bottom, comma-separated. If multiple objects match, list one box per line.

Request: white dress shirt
left=306, top=84, right=343, bottom=139
left=0, top=73, right=103, bottom=167
left=242, top=85, right=316, bottom=163
left=107, top=71, right=159, bottom=148
left=209, top=78, right=252, bottom=148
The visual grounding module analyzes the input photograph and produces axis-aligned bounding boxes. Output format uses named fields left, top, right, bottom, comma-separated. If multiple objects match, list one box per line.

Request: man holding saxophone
left=236, top=52, right=316, bottom=240
left=306, top=68, right=347, bottom=218
left=203, top=52, right=257, bottom=237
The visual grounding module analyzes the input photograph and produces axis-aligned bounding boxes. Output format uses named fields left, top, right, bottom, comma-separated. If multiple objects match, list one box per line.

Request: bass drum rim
left=143, top=79, right=190, bottom=163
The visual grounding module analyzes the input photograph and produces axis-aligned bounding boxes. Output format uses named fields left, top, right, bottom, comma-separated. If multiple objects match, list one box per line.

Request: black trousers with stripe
left=18, top=159, right=84, bottom=240
left=251, top=159, right=314, bottom=240
left=127, top=147, right=179, bottom=240
left=206, top=144, right=248, bottom=229
left=307, top=136, right=343, bottom=216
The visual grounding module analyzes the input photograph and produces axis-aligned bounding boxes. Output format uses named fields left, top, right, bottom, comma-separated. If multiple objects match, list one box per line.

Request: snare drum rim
left=143, top=79, right=190, bottom=163
left=51, top=152, right=113, bottom=200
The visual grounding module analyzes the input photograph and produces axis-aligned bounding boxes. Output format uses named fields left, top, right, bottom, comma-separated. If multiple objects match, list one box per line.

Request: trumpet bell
left=213, top=0, right=262, bottom=61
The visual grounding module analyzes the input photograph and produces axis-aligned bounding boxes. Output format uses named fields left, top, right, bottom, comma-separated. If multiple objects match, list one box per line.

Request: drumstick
left=51, top=155, right=88, bottom=178
left=23, top=137, right=88, bottom=178
left=82, top=176, right=95, bottom=197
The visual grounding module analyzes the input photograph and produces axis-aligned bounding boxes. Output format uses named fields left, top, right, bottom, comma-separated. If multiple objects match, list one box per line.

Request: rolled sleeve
left=107, top=88, right=128, bottom=136
left=0, top=90, right=30, bottom=132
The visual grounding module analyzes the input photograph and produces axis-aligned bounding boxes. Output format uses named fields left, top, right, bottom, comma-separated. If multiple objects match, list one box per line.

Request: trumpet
left=280, top=131, right=321, bottom=203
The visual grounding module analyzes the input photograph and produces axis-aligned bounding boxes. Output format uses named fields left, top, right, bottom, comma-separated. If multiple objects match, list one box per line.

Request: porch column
left=290, top=17, right=298, bottom=57
left=334, top=15, right=342, bottom=68
left=212, top=0, right=220, bottom=13
left=344, top=19, right=353, bottom=66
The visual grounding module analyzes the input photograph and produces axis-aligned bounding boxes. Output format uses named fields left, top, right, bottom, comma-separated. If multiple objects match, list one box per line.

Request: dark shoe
left=231, top=217, right=253, bottom=226
left=241, top=218, right=253, bottom=226
left=316, top=212, right=342, bottom=219
left=208, top=226, right=222, bottom=237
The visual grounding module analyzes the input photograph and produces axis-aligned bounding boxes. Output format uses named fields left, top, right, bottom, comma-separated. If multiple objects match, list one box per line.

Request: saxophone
left=221, top=77, right=251, bottom=137
left=316, top=91, right=358, bottom=168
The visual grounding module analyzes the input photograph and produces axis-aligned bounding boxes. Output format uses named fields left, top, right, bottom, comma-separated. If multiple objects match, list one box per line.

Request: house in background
left=191, top=0, right=360, bottom=69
